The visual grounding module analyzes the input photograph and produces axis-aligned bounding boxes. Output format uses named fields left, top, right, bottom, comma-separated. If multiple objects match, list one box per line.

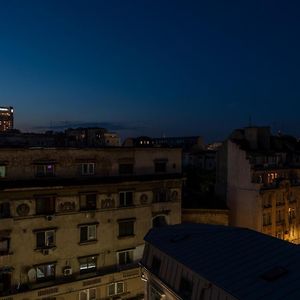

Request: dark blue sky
left=1, top=0, right=300, bottom=141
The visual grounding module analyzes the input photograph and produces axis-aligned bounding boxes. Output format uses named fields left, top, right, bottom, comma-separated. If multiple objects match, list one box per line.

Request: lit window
left=80, top=224, right=97, bottom=243
left=107, top=282, right=124, bottom=296
left=36, top=230, right=55, bottom=248
left=36, top=263, right=55, bottom=282
left=117, top=249, right=134, bottom=265
left=78, top=255, right=97, bottom=274
left=81, top=163, right=95, bottom=176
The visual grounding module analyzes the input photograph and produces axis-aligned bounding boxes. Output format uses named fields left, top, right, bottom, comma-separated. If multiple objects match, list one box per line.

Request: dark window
left=81, top=163, right=95, bottom=175
left=36, top=196, right=55, bottom=215
left=79, top=256, right=97, bottom=274
left=151, top=256, right=161, bottom=274
left=154, top=190, right=169, bottom=203
left=119, top=192, right=133, bottom=207
left=36, top=230, right=55, bottom=249
left=80, top=194, right=97, bottom=211
left=36, top=164, right=55, bottom=177
left=119, top=164, right=134, bottom=175
left=0, top=272, right=11, bottom=292
left=36, top=263, right=55, bottom=282
left=80, top=225, right=97, bottom=243
left=0, top=202, right=10, bottom=218
left=118, top=250, right=133, bottom=265
left=155, top=162, right=166, bottom=173
left=179, top=277, right=193, bottom=300
left=0, top=238, right=10, bottom=255
left=152, top=215, right=167, bottom=228
left=118, top=220, right=135, bottom=237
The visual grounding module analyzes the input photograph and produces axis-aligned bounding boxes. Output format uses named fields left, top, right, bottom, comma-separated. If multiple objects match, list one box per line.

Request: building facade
left=0, top=147, right=182, bottom=300
left=216, top=126, right=300, bottom=243
left=0, top=107, right=13, bottom=132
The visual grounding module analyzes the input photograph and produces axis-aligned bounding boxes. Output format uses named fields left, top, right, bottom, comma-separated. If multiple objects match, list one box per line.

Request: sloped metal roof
left=144, top=224, right=300, bottom=300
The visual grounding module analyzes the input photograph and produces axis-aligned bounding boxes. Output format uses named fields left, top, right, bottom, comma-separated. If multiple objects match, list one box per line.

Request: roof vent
left=261, top=266, right=288, bottom=282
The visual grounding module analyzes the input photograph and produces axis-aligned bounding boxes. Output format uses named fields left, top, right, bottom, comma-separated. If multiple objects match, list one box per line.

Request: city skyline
left=1, top=1, right=300, bottom=141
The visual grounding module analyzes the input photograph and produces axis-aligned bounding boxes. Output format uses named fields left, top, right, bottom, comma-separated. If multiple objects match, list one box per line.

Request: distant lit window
left=36, top=263, right=55, bottom=282
left=119, top=191, right=133, bottom=207
left=0, top=166, right=6, bottom=178
left=36, top=164, right=55, bottom=177
left=78, top=255, right=97, bottom=274
left=81, top=163, right=95, bottom=176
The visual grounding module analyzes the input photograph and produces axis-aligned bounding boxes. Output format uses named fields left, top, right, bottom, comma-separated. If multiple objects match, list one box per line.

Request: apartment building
left=216, top=126, right=300, bottom=243
left=141, top=223, right=300, bottom=300
left=0, top=147, right=182, bottom=300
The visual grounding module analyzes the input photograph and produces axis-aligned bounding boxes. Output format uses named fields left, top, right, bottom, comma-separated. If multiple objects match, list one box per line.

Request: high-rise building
left=0, top=106, right=13, bottom=131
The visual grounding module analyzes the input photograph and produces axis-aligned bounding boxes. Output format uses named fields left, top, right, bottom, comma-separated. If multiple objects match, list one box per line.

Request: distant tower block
left=0, top=106, right=13, bottom=131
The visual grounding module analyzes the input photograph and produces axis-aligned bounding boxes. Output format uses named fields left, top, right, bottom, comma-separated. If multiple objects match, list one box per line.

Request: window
left=36, top=164, right=55, bottom=177
left=152, top=215, right=167, bottom=228
left=0, top=238, right=10, bottom=255
left=0, top=165, right=6, bottom=178
left=263, top=213, right=271, bottom=226
left=80, top=224, right=97, bottom=243
left=289, top=208, right=296, bottom=220
left=0, top=272, right=11, bottom=293
left=79, top=288, right=96, bottom=300
left=0, top=202, right=10, bottom=218
left=151, top=256, right=161, bottom=274
left=119, top=163, right=134, bottom=175
left=80, top=193, right=97, bottom=211
left=117, top=249, right=134, bottom=265
left=118, top=219, right=135, bottom=237
left=107, top=282, right=124, bottom=296
left=153, top=189, right=169, bottom=203
left=81, top=163, right=95, bottom=176
left=36, top=196, right=55, bottom=215
left=36, top=230, right=55, bottom=249
left=276, top=210, right=284, bottom=223
left=155, top=161, right=166, bottom=173
left=79, top=255, right=97, bottom=274
left=119, top=191, right=133, bottom=207
left=36, top=263, right=55, bottom=282
left=179, top=277, right=193, bottom=300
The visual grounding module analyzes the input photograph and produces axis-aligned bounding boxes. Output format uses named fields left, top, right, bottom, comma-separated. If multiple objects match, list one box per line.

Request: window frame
left=35, top=196, right=56, bottom=215
left=107, top=282, right=124, bottom=296
left=117, top=249, right=134, bottom=265
left=81, top=163, right=95, bottom=176
left=78, top=255, right=98, bottom=274
left=35, top=164, right=55, bottom=177
left=35, top=262, right=56, bottom=282
left=118, top=218, right=135, bottom=238
left=36, top=229, right=56, bottom=249
left=119, top=191, right=134, bottom=207
left=79, top=224, right=97, bottom=244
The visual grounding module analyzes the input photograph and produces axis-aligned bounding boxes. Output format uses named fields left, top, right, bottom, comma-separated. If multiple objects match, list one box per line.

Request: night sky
left=1, top=0, right=300, bottom=142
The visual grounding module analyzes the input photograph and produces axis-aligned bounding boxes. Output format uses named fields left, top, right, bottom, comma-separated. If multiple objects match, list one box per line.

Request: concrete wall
left=182, top=209, right=229, bottom=225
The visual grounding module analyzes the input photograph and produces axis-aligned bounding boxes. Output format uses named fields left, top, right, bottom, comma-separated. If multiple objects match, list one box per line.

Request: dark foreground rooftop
left=144, top=223, right=300, bottom=300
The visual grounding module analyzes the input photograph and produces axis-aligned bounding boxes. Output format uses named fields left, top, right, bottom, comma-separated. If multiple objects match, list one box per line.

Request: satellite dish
left=27, top=268, right=36, bottom=283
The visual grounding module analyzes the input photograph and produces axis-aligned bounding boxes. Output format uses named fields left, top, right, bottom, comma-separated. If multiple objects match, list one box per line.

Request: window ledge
left=79, top=240, right=98, bottom=245
left=118, top=235, right=135, bottom=240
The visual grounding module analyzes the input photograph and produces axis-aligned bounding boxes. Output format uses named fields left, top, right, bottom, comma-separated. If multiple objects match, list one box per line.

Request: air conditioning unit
left=42, top=249, right=49, bottom=255
left=63, top=267, right=72, bottom=276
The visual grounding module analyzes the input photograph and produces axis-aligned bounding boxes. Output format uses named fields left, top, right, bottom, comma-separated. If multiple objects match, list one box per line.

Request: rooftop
left=144, top=223, right=300, bottom=300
